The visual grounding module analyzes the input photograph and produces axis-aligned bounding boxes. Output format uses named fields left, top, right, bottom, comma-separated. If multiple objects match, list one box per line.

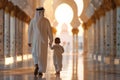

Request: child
left=50, top=37, right=64, bottom=75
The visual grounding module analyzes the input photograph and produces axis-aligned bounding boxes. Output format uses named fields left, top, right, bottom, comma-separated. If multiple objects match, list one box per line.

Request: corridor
left=0, top=0, right=120, bottom=80
left=1, top=50, right=120, bottom=80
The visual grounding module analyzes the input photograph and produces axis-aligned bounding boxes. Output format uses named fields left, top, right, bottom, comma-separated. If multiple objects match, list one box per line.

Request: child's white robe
left=51, top=44, right=64, bottom=72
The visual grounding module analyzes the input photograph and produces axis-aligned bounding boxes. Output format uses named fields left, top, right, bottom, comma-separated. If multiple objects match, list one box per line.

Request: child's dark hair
left=55, top=37, right=61, bottom=44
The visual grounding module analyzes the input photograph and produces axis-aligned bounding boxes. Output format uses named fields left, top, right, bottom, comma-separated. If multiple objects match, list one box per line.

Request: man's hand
left=28, top=43, right=32, bottom=47
left=49, top=42, right=52, bottom=47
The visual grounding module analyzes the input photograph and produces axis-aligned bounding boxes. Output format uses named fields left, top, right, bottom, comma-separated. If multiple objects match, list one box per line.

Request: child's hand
left=28, top=43, right=32, bottom=47
left=49, top=43, right=52, bottom=47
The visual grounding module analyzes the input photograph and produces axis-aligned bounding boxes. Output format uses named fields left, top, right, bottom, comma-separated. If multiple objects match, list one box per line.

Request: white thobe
left=28, top=17, right=53, bottom=73
left=51, top=44, right=64, bottom=72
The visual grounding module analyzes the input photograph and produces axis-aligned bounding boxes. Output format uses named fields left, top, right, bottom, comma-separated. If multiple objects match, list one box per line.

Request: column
left=0, top=9, right=4, bottom=56
left=116, top=7, right=120, bottom=57
left=4, top=7, right=10, bottom=57
left=93, top=21, right=97, bottom=55
left=10, top=10, right=16, bottom=57
left=110, top=9, right=116, bottom=57
left=91, top=24, right=95, bottom=55
left=105, top=11, right=111, bottom=56
left=18, top=20, right=23, bottom=55
left=72, top=28, right=79, bottom=53
left=115, top=0, right=120, bottom=58
left=99, top=15, right=105, bottom=59
left=16, top=11, right=22, bottom=56
left=22, top=21, right=29, bottom=55
left=87, top=23, right=94, bottom=55
left=96, top=18, right=100, bottom=55
left=82, top=24, right=88, bottom=55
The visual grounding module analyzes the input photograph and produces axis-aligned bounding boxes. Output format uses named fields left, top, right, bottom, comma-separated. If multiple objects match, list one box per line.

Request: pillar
left=95, top=18, right=100, bottom=55
left=0, top=9, right=4, bottom=57
left=4, top=7, right=10, bottom=57
left=18, top=20, right=23, bottom=55
left=104, top=11, right=111, bottom=56
left=114, top=0, right=120, bottom=57
left=82, top=23, right=88, bottom=55
left=10, top=8, right=16, bottom=57
left=72, top=28, right=79, bottom=53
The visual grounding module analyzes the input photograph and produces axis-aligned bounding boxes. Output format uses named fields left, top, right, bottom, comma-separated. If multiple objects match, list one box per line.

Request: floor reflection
left=4, top=51, right=120, bottom=80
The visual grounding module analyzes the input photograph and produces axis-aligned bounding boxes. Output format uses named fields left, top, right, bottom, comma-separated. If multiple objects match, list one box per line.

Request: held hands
left=49, top=42, right=52, bottom=48
left=28, top=43, right=32, bottom=47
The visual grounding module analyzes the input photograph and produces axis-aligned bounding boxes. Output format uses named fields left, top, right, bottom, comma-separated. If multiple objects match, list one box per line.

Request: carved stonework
left=114, top=0, right=120, bottom=6
left=4, top=10, right=10, bottom=57
left=94, top=11, right=100, bottom=20
left=103, top=0, right=116, bottom=11
left=91, top=15, right=96, bottom=24
left=4, top=2, right=14, bottom=13
left=86, top=18, right=94, bottom=27
left=97, top=5, right=105, bottom=17
left=4, top=7, right=10, bottom=13
left=116, top=8, right=120, bottom=57
left=10, top=6, right=18, bottom=17
left=0, top=9, right=4, bottom=56
left=82, top=23, right=88, bottom=30
left=24, top=16, right=31, bottom=23
left=0, top=0, right=7, bottom=9
left=72, top=28, right=79, bottom=35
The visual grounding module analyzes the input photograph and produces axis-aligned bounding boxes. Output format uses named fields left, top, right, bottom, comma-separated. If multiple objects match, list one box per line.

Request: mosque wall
left=0, top=0, right=31, bottom=68
left=83, top=0, right=120, bottom=74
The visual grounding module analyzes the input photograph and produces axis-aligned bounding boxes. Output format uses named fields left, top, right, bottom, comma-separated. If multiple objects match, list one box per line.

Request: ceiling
left=8, top=0, right=98, bottom=26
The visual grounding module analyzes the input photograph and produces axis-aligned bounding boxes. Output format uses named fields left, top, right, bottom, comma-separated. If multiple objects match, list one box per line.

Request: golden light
left=55, top=3, right=73, bottom=35
left=55, top=3, right=73, bottom=24
left=17, top=56, right=22, bottom=62
left=5, top=57, right=14, bottom=65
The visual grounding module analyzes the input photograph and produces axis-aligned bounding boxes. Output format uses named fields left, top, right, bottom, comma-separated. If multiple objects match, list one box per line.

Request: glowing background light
left=55, top=3, right=73, bottom=36
left=55, top=3, right=73, bottom=24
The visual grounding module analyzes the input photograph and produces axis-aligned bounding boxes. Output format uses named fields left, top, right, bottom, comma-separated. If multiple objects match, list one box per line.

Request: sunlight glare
left=5, top=57, right=14, bottom=65
left=55, top=3, right=73, bottom=24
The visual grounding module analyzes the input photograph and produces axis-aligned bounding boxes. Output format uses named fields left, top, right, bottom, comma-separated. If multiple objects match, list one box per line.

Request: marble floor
left=0, top=50, right=120, bottom=80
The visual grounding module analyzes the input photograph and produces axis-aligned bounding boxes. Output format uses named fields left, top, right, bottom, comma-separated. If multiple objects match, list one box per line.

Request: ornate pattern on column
left=114, top=0, right=120, bottom=7
left=110, top=9, right=116, bottom=57
left=10, top=9, right=16, bottom=57
left=15, top=18, right=19, bottom=55
left=87, top=24, right=94, bottom=55
left=22, top=22, right=28, bottom=55
left=93, top=21, right=97, bottom=55
left=0, top=0, right=8, bottom=9
left=83, top=26, right=88, bottom=55
left=116, top=7, right=120, bottom=57
left=0, top=9, right=4, bottom=56
left=18, top=20, right=23, bottom=55
left=4, top=7, right=10, bottom=57
left=105, top=11, right=111, bottom=56
left=95, top=19, right=99, bottom=55
left=72, top=28, right=79, bottom=53
left=100, top=16, right=105, bottom=55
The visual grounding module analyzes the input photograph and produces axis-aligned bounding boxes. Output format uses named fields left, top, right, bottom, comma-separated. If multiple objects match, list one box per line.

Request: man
left=28, top=7, right=53, bottom=77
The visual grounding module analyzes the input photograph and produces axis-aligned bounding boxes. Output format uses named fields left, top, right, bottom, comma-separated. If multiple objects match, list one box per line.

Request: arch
left=53, top=0, right=80, bottom=28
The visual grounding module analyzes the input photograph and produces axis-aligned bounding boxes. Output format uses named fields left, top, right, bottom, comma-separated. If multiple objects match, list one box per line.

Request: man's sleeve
left=28, top=20, right=33, bottom=44
left=47, top=20, right=53, bottom=45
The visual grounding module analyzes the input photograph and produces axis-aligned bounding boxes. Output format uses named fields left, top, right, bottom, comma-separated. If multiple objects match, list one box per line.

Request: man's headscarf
left=34, top=7, right=45, bottom=23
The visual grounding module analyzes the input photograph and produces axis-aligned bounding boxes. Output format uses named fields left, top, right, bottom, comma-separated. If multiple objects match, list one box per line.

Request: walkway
left=0, top=50, right=120, bottom=80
